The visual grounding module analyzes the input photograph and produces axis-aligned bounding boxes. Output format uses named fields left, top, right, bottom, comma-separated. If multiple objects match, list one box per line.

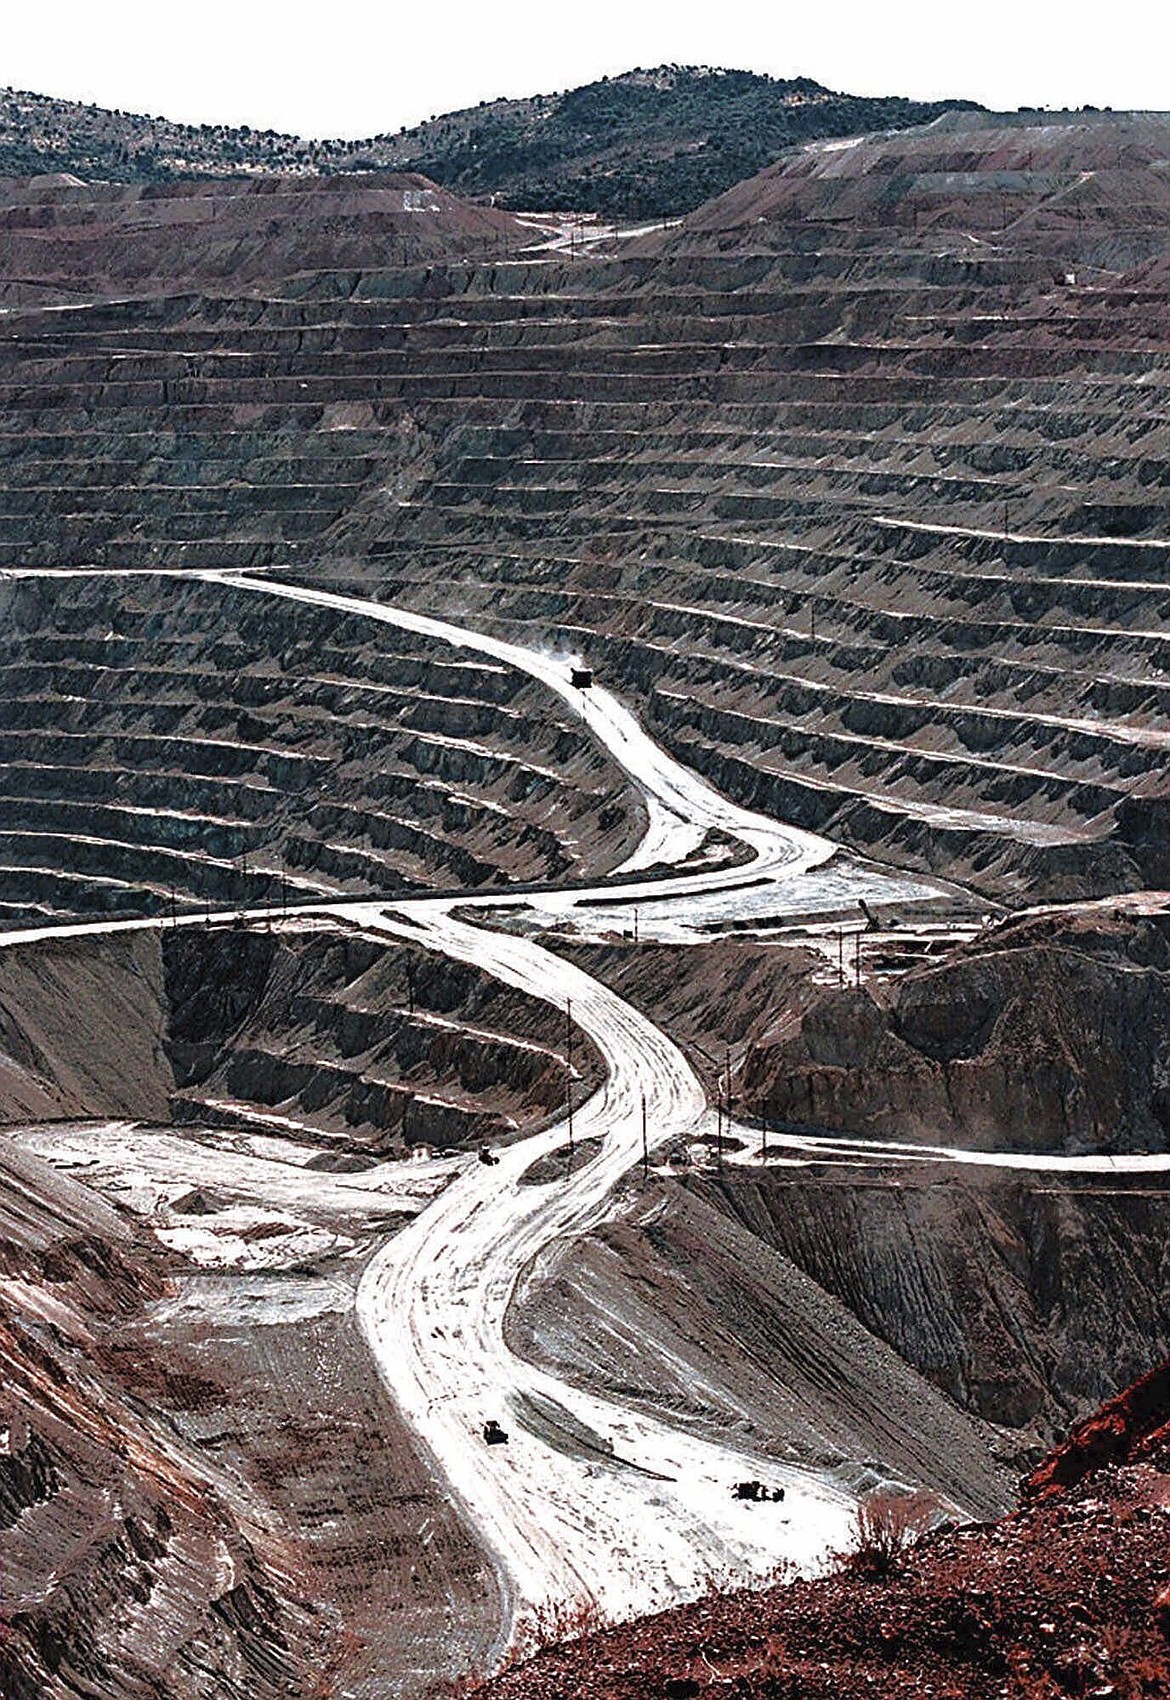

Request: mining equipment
left=733, top=1479, right=785, bottom=1503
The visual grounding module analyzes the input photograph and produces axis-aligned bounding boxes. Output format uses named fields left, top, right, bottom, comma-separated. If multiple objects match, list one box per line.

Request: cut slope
left=0, top=574, right=644, bottom=929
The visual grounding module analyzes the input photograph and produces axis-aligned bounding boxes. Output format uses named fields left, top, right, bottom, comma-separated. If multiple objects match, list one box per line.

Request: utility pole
left=633, top=904, right=639, bottom=945
left=641, top=1091, right=648, bottom=1183
left=838, top=929, right=845, bottom=987
left=566, top=999, right=574, bottom=1167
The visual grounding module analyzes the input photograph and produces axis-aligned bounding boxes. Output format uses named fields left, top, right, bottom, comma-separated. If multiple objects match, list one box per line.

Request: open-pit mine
left=2, top=103, right=1170, bottom=1700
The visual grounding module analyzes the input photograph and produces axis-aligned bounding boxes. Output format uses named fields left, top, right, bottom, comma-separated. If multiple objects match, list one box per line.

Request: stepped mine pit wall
left=0, top=919, right=601, bottom=1155
left=0, top=571, right=645, bottom=930
left=1, top=108, right=1170, bottom=1696
left=3, top=116, right=1170, bottom=903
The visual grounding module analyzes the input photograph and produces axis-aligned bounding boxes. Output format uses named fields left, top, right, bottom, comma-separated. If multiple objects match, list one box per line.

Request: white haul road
left=0, top=567, right=938, bottom=1652
left=349, top=902, right=855, bottom=1645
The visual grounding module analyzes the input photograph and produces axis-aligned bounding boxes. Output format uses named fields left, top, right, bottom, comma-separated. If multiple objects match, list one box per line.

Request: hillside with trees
left=0, top=65, right=979, bottom=217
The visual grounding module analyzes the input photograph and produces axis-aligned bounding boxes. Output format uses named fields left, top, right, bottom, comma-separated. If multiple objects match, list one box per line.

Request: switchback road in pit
left=0, top=566, right=954, bottom=1655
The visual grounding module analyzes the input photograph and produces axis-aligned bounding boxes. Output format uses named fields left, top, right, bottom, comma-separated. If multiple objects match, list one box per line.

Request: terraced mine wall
left=2, top=114, right=1169, bottom=906
left=0, top=573, right=644, bottom=929
left=164, top=923, right=602, bottom=1152
left=0, top=922, right=601, bottom=1154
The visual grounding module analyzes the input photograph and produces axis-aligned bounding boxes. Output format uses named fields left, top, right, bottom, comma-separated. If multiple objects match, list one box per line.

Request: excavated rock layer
left=164, top=922, right=602, bottom=1152
left=556, top=900, right=1170, bottom=1156
left=0, top=572, right=643, bottom=928
left=738, top=901, right=1170, bottom=1154
left=0, top=171, right=525, bottom=308
left=0, top=919, right=600, bottom=1152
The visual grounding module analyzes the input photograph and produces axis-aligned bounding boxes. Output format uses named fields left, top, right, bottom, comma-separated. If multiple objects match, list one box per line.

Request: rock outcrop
left=739, top=902, right=1170, bottom=1154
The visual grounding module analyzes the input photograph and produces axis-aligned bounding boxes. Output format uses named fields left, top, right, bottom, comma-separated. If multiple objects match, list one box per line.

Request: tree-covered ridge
left=0, top=66, right=981, bottom=218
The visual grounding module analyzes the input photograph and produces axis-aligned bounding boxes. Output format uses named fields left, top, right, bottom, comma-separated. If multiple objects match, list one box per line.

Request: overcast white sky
left=4, top=0, right=1168, bottom=137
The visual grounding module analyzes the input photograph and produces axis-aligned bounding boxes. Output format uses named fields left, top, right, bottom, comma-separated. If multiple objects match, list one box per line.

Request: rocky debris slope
left=0, top=928, right=171, bottom=1123
left=0, top=1129, right=504, bottom=1697
left=506, top=1177, right=1011, bottom=1518
left=704, top=1163, right=1170, bottom=1443
left=0, top=1141, right=332, bottom=1699
left=737, top=899, right=1170, bottom=1154
left=1025, top=1354, right=1170, bottom=1501
left=471, top=1357, right=1170, bottom=1700
left=538, top=918, right=1170, bottom=1443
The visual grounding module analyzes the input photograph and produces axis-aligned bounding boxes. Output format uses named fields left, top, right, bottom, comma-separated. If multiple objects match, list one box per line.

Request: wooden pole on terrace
left=566, top=999, right=574, bottom=1168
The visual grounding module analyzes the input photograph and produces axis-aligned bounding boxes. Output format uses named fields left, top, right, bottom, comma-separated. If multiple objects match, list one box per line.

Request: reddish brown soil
left=1025, top=1357, right=1170, bottom=1504
left=0, top=1139, right=500, bottom=1698
left=473, top=1361, right=1170, bottom=1700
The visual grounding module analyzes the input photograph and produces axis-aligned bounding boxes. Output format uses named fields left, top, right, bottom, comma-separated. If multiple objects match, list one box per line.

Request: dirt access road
left=0, top=567, right=949, bottom=1655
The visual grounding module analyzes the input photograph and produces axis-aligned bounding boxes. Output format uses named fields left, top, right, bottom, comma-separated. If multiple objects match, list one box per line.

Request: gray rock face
left=742, top=908, right=1170, bottom=1155
left=707, top=1164, right=1170, bottom=1443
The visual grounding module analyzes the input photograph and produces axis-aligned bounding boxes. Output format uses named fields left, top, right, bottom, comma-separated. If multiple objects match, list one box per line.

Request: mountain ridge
left=0, top=64, right=981, bottom=218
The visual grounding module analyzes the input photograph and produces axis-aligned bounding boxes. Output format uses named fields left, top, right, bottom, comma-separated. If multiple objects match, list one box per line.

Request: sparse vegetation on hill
left=0, top=66, right=979, bottom=216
